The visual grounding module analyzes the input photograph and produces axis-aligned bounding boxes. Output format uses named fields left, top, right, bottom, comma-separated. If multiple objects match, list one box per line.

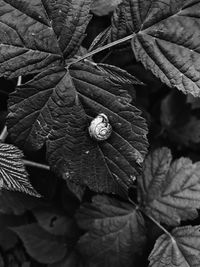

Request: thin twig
left=0, top=126, right=8, bottom=142
left=23, top=159, right=50, bottom=171
left=68, top=33, right=135, bottom=67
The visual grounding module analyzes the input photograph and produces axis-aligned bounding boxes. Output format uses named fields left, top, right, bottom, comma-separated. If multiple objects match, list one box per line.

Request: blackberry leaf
left=138, top=147, right=200, bottom=226
left=0, top=142, right=40, bottom=197
left=11, top=223, right=67, bottom=264
left=0, top=0, right=92, bottom=78
left=149, top=225, right=200, bottom=267
left=111, top=0, right=200, bottom=96
left=76, top=195, right=146, bottom=267
left=0, top=0, right=62, bottom=79
left=42, top=0, right=92, bottom=59
left=7, top=62, right=148, bottom=195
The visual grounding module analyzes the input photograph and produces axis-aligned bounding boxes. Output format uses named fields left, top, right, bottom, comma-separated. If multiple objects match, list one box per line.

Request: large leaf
left=0, top=0, right=62, bottom=78
left=111, top=0, right=200, bottom=96
left=76, top=195, right=146, bottom=267
left=42, top=0, right=92, bottom=59
left=149, top=225, right=200, bottom=267
left=0, top=0, right=92, bottom=79
left=11, top=223, right=67, bottom=264
left=0, top=142, right=40, bottom=197
left=7, top=62, right=148, bottom=195
left=138, top=147, right=200, bottom=226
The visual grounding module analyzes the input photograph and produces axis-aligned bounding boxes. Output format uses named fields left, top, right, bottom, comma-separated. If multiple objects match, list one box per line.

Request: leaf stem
left=128, top=198, right=172, bottom=238
left=0, top=126, right=8, bottom=142
left=23, top=160, right=50, bottom=171
left=69, top=33, right=135, bottom=66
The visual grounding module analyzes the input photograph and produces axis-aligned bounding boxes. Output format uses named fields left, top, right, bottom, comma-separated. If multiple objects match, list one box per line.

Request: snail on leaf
left=88, top=113, right=112, bottom=141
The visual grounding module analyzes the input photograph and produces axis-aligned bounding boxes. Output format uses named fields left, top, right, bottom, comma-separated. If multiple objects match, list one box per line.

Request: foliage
left=0, top=0, right=200, bottom=266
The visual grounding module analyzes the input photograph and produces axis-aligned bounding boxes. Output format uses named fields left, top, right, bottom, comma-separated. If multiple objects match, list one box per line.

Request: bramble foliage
left=0, top=0, right=200, bottom=266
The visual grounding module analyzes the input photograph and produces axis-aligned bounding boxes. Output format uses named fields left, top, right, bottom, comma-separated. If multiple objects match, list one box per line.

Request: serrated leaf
left=76, top=195, right=146, bottom=267
left=138, top=147, right=200, bottom=226
left=7, top=62, right=148, bottom=195
left=0, top=143, right=40, bottom=197
left=42, top=0, right=92, bottom=59
left=11, top=223, right=67, bottom=264
left=149, top=225, right=200, bottom=267
left=91, top=0, right=122, bottom=16
left=0, top=0, right=92, bottom=79
left=0, top=0, right=63, bottom=79
left=111, top=0, right=200, bottom=96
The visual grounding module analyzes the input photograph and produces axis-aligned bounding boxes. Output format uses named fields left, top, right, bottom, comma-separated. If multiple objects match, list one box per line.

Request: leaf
left=76, top=195, right=146, bottom=267
left=32, top=206, right=78, bottom=237
left=0, top=0, right=63, bottom=79
left=149, top=225, right=200, bottom=267
left=42, top=0, right=92, bottom=59
left=11, top=223, right=67, bottom=264
left=138, top=147, right=200, bottom=226
left=91, top=0, right=122, bottom=16
left=111, top=0, right=200, bottom=96
left=66, top=181, right=86, bottom=201
left=0, top=142, right=40, bottom=197
left=7, top=62, right=148, bottom=195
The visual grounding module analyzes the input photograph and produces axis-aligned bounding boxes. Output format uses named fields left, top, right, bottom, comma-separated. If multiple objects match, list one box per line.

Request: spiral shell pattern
left=88, top=113, right=112, bottom=141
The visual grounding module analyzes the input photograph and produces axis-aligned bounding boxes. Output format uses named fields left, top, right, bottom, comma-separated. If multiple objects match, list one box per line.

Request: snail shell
left=88, top=113, right=112, bottom=141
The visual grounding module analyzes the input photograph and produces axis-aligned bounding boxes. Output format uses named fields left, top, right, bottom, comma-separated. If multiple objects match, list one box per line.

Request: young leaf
left=149, top=225, right=200, bottom=267
left=0, top=0, right=63, bottom=79
left=11, top=223, right=67, bottom=264
left=0, top=143, right=40, bottom=197
left=76, top=195, right=146, bottom=267
left=42, top=0, right=92, bottom=59
left=138, top=147, right=200, bottom=226
left=112, top=0, right=200, bottom=96
left=7, top=62, right=148, bottom=195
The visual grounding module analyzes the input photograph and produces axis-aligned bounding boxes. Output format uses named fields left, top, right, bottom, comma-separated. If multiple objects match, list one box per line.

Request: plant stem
left=128, top=198, right=173, bottom=239
left=23, top=159, right=50, bottom=171
left=0, top=126, right=8, bottom=142
left=69, top=33, right=135, bottom=66
left=142, top=211, right=173, bottom=239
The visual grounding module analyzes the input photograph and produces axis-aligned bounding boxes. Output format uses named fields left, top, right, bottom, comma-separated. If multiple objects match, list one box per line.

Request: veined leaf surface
left=0, top=142, right=40, bottom=197
left=111, top=0, right=200, bottom=96
left=7, top=62, right=148, bottom=195
left=149, top=225, right=200, bottom=267
left=138, top=147, right=200, bottom=226
left=77, top=195, right=146, bottom=267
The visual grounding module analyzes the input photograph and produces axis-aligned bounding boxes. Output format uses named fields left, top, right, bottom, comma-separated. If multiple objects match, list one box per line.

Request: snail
left=88, top=113, right=112, bottom=141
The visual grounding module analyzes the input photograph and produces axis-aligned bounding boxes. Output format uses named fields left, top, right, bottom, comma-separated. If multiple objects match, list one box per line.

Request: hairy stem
left=23, top=159, right=50, bottom=171
left=69, top=33, right=135, bottom=66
